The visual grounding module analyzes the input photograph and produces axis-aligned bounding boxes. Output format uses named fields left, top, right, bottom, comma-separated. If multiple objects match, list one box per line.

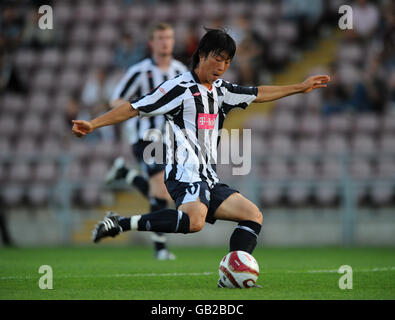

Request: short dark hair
left=191, top=28, right=236, bottom=69
left=149, top=22, right=173, bottom=40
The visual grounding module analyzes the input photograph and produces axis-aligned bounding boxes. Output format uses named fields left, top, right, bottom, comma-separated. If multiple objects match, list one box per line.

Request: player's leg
left=210, top=185, right=263, bottom=254
left=147, top=170, right=175, bottom=260
left=92, top=182, right=209, bottom=243
left=105, top=156, right=149, bottom=198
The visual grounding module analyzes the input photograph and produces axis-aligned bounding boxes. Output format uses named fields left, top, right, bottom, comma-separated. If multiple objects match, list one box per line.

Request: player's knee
left=187, top=212, right=206, bottom=233
left=248, top=205, right=263, bottom=225
left=189, top=217, right=205, bottom=233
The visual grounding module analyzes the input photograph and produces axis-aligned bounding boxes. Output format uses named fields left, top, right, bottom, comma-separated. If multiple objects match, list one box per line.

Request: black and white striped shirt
left=132, top=70, right=258, bottom=187
left=111, top=57, right=187, bottom=144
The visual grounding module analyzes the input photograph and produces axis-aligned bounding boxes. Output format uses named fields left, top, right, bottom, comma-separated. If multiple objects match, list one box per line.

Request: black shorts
left=165, top=180, right=239, bottom=224
left=132, top=140, right=165, bottom=177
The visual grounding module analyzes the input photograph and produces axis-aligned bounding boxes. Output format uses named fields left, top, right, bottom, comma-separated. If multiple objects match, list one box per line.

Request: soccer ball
left=218, top=251, right=260, bottom=288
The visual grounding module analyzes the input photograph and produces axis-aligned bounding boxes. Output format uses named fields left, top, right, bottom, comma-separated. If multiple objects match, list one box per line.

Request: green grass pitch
left=1, top=246, right=394, bottom=300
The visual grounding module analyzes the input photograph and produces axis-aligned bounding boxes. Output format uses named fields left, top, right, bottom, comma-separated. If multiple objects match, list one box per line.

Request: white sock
left=130, top=215, right=141, bottom=231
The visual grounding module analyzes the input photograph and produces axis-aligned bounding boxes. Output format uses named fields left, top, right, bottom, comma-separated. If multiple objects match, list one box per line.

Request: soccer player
left=104, top=23, right=187, bottom=260
left=72, top=29, right=330, bottom=283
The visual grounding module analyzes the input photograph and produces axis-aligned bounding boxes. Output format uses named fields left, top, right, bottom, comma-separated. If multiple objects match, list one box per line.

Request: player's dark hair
left=191, top=28, right=236, bottom=69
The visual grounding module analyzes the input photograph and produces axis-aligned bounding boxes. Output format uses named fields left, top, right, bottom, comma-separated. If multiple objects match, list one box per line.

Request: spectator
left=113, top=32, right=145, bottom=70
left=21, top=7, right=58, bottom=49
left=352, top=0, right=379, bottom=41
left=81, top=69, right=116, bottom=142
left=0, top=52, right=26, bottom=94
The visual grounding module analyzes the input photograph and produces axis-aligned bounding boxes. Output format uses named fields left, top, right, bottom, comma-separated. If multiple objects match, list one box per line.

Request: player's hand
left=301, top=75, right=330, bottom=93
left=72, top=120, right=93, bottom=137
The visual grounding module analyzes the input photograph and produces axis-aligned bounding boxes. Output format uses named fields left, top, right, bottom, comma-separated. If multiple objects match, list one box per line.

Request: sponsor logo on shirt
left=198, top=113, right=217, bottom=130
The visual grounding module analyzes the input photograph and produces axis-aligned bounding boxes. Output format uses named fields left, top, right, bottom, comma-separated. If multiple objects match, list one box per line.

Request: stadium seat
left=93, top=142, right=118, bottom=160
left=94, top=24, right=119, bottom=46
left=52, top=93, right=71, bottom=112
left=9, top=162, right=32, bottom=183
left=274, top=21, right=298, bottom=43
left=337, top=63, right=360, bottom=86
left=14, top=137, right=37, bottom=157
left=265, top=159, right=289, bottom=180
left=65, top=46, right=88, bottom=69
left=245, top=115, right=272, bottom=136
left=47, top=114, right=68, bottom=138
left=69, top=141, right=93, bottom=162
left=351, top=134, right=377, bottom=155
left=32, top=68, right=55, bottom=91
left=26, top=184, right=50, bottom=206
left=381, top=114, right=395, bottom=133
left=27, top=92, right=51, bottom=116
left=75, top=2, right=97, bottom=23
left=323, top=134, right=349, bottom=155
left=53, top=2, right=73, bottom=25
left=349, top=158, right=373, bottom=179
left=20, top=113, right=42, bottom=138
left=336, top=43, right=364, bottom=65
left=1, top=94, right=25, bottom=116
left=0, top=163, right=7, bottom=183
left=269, top=134, right=294, bottom=156
left=14, top=49, right=36, bottom=70
left=286, top=184, right=311, bottom=206
left=69, top=23, right=92, bottom=45
left=251, top=135, right=268, bottom=158
left=39, top=48, right=63, bottom=69
left=64, top=161, right=85, bottom=182
left=252, top=1, right=276, bottom=20
left=0, top=115, right=18, bottom=139
left=297, top=137, right=321, bottom=156
left=379, top=134, right=395, bottom=152
left=1, top=184, right=25, bottom=206
left=87, top=161, right=110, bottom=181
left=273, top=92, right=303, bottom=112
left=354, top=114, right=379, bottom=135
left=326, top=115, right=353, bottom=136
left=0, top=138, right=12, bottom=157
left=370, top=184, right=394, bottom=206
left=34, top=162, right=59, bottom=183
left=58, top=68, right=82, bottom=92
left=299, top=114, right=324, bottom=137
left=41, top=138, right=63, bottom=157
left=320, top=159, right=343, bottom=180
left=272, top=111, right=297, bottom=135
left=151, top=3, right=173, bottom=21
left=124, top=4, right=147, bottom=21
left=376, top=158, right=395, bottom=179
left=292, top=159, right=318, bottom=179
left=314, top=184, right=338, bottom=206
left=260, top=186, right=283, bottom=206
left=91, top=46, right=113, bottom=68
left=99, top=1, right=122, bottom=23
left=80, top=186, right=102, bottom=207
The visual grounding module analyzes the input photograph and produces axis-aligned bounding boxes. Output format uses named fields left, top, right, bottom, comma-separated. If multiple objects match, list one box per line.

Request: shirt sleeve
left=132, top=78, right=186, bottom=117
left=111, top=64, right=141, bottom=101
left=221, top=80, right=258, bottom=114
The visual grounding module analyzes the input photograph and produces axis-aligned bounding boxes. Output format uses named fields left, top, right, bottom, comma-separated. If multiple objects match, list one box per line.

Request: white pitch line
left=287, top=266, right=395, bottom=274
left=2, top=267, right=395, bottom=281
left=0, top=271, right=215, bottom=281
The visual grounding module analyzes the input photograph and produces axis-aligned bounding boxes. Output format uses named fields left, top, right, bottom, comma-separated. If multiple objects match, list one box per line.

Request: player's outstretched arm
left=253, top=75, right=330, bottom=103
left=72, top=101, right=138, bottom=138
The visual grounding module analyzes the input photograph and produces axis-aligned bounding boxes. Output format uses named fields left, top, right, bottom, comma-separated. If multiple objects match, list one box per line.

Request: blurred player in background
left=104, top=23, right=187, bottom=260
